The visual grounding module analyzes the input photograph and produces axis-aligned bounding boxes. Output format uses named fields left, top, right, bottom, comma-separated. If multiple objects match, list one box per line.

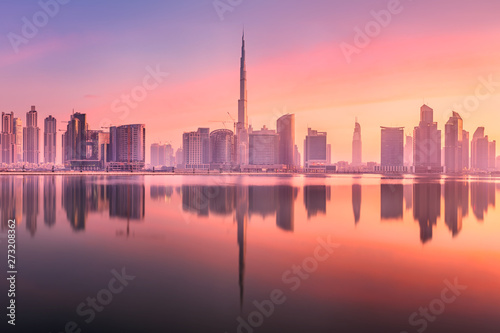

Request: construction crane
left=208, top=120, right=229, bottom=129
left=227, top=112, right=237, bottom=133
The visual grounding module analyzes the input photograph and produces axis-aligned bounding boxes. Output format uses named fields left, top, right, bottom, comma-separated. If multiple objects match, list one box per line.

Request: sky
left=1, top=0, right=500, bottom=164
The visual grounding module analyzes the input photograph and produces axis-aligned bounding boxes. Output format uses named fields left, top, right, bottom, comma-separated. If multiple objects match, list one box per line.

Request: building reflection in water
left=150, top=185, right=173, bottom=202
left=44, top=176, right=56, bottom=228
left=1, top=177, right=23, bottom=231
left=413, top=182, right=441, bottom=243
left=380, top=184, right=403, bottom=221
left=62, top=177, right=144, bottom=231
left=444, top=181, right=468, bottom=237
left=276, top=186, right=297, bottom=232
left=249, top=186, right=277, bottom=219
left=352, top=184, right=361, bottom=225
left=404, top=184, right=413, bottom=211
left=109, top=184, right=145, bottom=221
left=23, top=176, right=39, bottom=237
left=236, top=184, right=248, bottom=309
left=470, top=182, right=496, bottom=221
left=181, top=186, right=210, bottom=217
left=303, top=185, right=331, bottom=219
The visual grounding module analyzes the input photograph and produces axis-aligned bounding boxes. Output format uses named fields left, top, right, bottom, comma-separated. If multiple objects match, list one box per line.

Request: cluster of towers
left=152, top=34, right=310, bottom=171
left=378, top=105, right=497, bottom=173
left=1, top=107, right=146, bottom=171
left=1, top=106, right=56, bottom=165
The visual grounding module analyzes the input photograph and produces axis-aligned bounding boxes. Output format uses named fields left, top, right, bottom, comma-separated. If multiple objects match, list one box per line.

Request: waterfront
left=1, top=174, right=499, bottom=332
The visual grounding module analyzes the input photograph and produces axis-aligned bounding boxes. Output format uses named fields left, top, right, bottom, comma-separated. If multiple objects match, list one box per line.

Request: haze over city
left=2, top=0, right=500, bottom=164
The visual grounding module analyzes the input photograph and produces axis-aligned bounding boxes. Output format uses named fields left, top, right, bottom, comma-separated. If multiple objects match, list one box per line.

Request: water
left=1, top=175, right=499, bottom=333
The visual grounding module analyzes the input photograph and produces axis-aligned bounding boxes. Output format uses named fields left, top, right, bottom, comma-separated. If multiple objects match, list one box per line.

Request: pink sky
left=1, top=0, right=499, bottom=164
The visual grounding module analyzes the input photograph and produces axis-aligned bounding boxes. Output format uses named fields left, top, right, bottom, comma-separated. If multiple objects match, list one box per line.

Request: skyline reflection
left=0, top=176, right=497, bottom=245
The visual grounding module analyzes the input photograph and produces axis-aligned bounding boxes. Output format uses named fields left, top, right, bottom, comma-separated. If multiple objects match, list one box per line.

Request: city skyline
left=2, top=1, right=500, bottom=163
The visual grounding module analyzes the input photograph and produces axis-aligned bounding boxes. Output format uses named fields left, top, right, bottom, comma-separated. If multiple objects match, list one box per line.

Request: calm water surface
left=1, top=175, right=499, bottom=333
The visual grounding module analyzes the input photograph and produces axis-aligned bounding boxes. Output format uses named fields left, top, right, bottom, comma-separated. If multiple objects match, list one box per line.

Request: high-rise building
left=248, top=126, right=279, bottom=165
left=404, top=135, right=413, bottom=167
left=109, top=124, right=146, bottom=170
left=150, top=143, right=160, bottom=166
left=380, top=126, right=405, bottom=172
left=294, top=145, right=301, bottom=167
left=413, top=105, right=442, bottom=173
left=13, top=118, right=23, bottom=163
left=165, top=144, right=174, bottom=167
left=175, top=148, right=183, bottom=168
left=235, top=33, right=249, bottom=166
left=471, top=127, right=495, bottom=171
left=62, top=112, right=88, bottom=164
left=444, top=112, right=468, bottom=173
left=326, top=144, right=332, bottom=165
left=304, top=128, right=327, bottom=168
left=489, top=141, right=496, bottom=170
left=463, top=130, right=470, bottom=170
left=277, top=114, right=295, bottom=168
left=23, top=106, right=40, bottom=164
left=158, top=144, right=166, bottom=166
left=44, top=115, right=57, bottom=164
left=1, top=112, right=16, bottom=164
left=183, top=128, right=210, bottom=169
left=210, top=129, right=234, bottom=167
left=352, top=119, right=362, bottom=166
left=86, top=130, right=110, bottom=168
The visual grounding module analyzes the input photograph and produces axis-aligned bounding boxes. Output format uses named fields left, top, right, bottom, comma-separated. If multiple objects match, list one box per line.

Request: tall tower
left=23, top=106, right=40, bottom=164
left=235, top=32, right=249, bottom=166
left=44, top=115, right=57, bottom=164
left=277, top=114, right=295, bottom=168
left=413, top=105, right=442, bottom=173
left=352, top=118, right=362, bottom=166
left=1, top=112, right=16, bottom=164
left=238, top=32, right=248, bottom=129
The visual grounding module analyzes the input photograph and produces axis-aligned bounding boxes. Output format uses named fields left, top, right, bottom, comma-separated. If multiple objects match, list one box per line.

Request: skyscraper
left=183, top=128, right=210, bottom=169
left=488, top=141, right=496, bottom=170
left=1, top=112, right=16, bottom=164
left=63, top=112, right=88, bottom=164
left=150, top=143, right=159, bottom=166
left=13, top=118, right=23, bottom=163
left=444, top=112, right=467, bottom=173
left=44, top=115, right=57, bottom=164
left=277, top=114, right=295, bottom=168
left=23, top=106, right=40, bottom=164
left=413, top=105, right=442, bottom=173
left=165, top=144, right=174, bottom=167
left=471, top=127, right=495, bottom=171
left=352, top=119, right=362, bottom=166
left=294, top=145, right=301, bottom=167
left=304, top=128, right=327, bottom=168
left=404, top=135, right=413, bottom=167
left=235, top=33, right=249, bottom=166
left=380, top=126, right=405, bottom=172
left=109, top=124, right=146, bottom=170
left=210, top=129, right=234, bottom=167
left=249, top=126, right=279, bottom=165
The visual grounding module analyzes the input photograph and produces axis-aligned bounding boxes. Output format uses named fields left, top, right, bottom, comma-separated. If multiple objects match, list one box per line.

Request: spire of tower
left=238, top=32, right=248, bottom=128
